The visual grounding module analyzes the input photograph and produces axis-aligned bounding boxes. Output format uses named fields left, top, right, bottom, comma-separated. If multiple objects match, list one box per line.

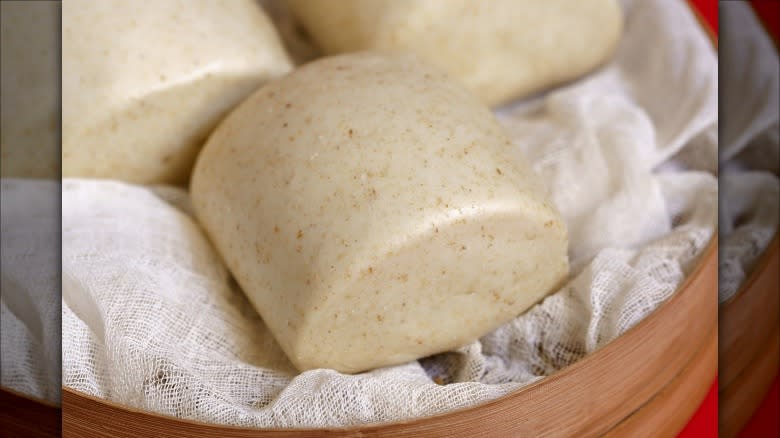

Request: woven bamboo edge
left=719, top=233, right=780, bottom=437
left=603, top=328, right=718, bottom=438
left=719, top=327, right=780, bottom=438
left=0, top=386, right=61, bottom=438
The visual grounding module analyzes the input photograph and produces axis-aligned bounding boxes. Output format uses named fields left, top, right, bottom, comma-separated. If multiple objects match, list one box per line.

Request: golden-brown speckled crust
left=191, top=52, right=569, bottom=373
left=1, top=1, right=60, bottom=179
left=62, top=0, right=293, bottom=185
left=287, top=0, right=623, bottom=107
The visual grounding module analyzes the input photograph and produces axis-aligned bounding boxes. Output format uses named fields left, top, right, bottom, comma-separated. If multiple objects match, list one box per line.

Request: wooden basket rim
left=0, top=386, right=61, bottom=410
left=720, top=232, right=779, bottom=309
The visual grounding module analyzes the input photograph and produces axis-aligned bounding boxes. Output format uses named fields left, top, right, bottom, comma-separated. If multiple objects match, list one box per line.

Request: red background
left=677, top=1, right=779, bottom=437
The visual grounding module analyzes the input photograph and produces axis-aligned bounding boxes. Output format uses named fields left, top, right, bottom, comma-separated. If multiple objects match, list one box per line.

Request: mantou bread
left=191, top=52, right=569, bottom=373
left=1, top=1, right=59, bottom=179
left=288, top=0, right=623, bottom=106
left=62, top=0, right=293, bottom=184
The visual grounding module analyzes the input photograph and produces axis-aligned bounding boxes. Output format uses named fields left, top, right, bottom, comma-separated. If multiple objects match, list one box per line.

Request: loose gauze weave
left=1, top=180, right=61, bottom=404
left=59, top=0, right=719, bottom=427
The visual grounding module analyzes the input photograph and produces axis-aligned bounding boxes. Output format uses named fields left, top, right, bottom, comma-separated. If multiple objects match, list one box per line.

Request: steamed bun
left=62, top=0, right=293, bottom=184
left=288, top=0, right=623, bottom=106
left=191, top=52, right=569, bottom=373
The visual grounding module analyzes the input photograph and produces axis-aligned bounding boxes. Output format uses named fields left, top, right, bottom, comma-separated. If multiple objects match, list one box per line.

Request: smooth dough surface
left=1, top=1, right=60, bottom=179
left=191, top=52, right=569, bottom=373
left=288, top=0, right=623, bottom=106
left=62, top=0, right=293, bottom=185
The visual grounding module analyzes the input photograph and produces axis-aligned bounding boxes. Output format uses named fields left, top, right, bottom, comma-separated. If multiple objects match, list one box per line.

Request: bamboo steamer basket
left=0, top=387, right=60, bottom=437
left=57, top=2, right=724, bottom=437
left=719, top=234, right=780, bottom=438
